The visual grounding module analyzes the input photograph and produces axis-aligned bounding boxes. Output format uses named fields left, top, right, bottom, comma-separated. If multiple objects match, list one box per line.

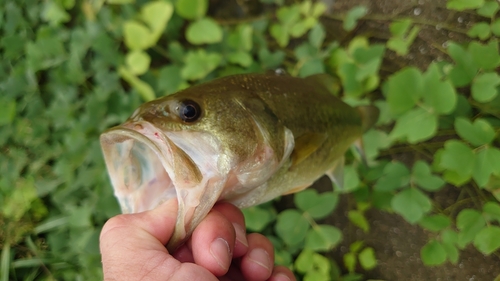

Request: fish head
left=100, top=79, right=292, bottom=251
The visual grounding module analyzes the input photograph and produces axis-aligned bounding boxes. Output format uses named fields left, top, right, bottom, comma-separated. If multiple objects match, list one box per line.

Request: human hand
left=100, top=199, right=296, bottom=281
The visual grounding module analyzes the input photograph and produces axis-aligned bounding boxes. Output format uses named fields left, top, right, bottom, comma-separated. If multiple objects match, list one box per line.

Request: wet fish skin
left=100, top=73, right=378, bottom=251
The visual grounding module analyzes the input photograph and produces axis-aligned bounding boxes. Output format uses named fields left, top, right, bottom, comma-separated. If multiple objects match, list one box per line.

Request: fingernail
left=210, top=238, right=231, bottom=271
left=273, top=273, right=291, bottom=281
left=232, top=223, right=248, bottom=247
left=248, top=248, right=271, bottom=271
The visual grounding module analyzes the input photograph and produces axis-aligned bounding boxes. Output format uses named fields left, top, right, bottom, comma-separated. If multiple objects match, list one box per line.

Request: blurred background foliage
left=1, top=0, right=500, bottom=280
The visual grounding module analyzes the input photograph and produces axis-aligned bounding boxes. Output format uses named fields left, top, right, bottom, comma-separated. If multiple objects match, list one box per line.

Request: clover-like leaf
left=467, top=22, right=491, bottom=40
left=186, top=18, right=223, bottom=45
left=294, top=189, right=338, bottom=220
left=439, top=140, right=475, bottom=178
left=305, top=225, right=342, bottom=251
left=175, top=0, right=207, bottom=20
left=275, top=209, right=310, bottom=246
left=468, top=40, right=500, bottom=70
left=391, top=188, right=432, bottom=224
left=455, top=118, right=496, bottom=146
left=471, top=72, right=500, bottom=102
left=421, top=240, right=447, bottom=266
left=343, top=6, right=368, bottom=31
left=418, top=214, right=451, bottom=232
left=390, top=107, right=438, bottom=143
left=385, top=67, right=423, bottom=115
left=422, top=63, right=457, bottom=114
left=473, top=147, right=500, bottom=187
left=447, top=42, right=478, bottom=87
left=457, top=209, right=486, bottom=247
left=125, top=50, right=151, bottom=75
left=412, top=160, right=445, bottom=191
left=473, top=226, right=500, bottom=255
left=374, top=161, right=411, bottom=192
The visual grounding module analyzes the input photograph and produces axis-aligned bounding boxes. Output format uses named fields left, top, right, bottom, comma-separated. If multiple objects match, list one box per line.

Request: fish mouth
left=100, top=122, right=228, bottom=251
left=100, top=125, right=177, bottom=214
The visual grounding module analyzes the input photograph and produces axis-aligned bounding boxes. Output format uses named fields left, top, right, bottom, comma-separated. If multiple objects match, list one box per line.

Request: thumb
left=100, top=197, right=179, bottom=248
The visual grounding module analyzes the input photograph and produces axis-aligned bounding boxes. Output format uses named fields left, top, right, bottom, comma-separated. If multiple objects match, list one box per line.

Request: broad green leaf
left=492, top=19, right=500, bottom=36
left=295, top=249, right=315, bottom=273
left=418, top=214, right=451, bottom=232
left=141, top=1, right=173, bottom=41
left=439, top=140, right=475, bottom=177
left=339, top=62, right=364, bottom=97
left=0, top=99, right=16, bottom=126
left=290, top=20, right=311, bottom=38
left=390, top=107, right=437, bottom=143
left=186, top=18, right=223, bottom=45
left=227, top=51, right=253, bottom=67
left=473, top=147, right=500, bottom=187
left=258, top=48, right=285, bottom=69
left=412, top=160, right=445, bottom=191
left=227, top=24, right=253, bottom=51
left=344, top=164, right=361, bottom=192
left=374, top=161, right=410, bottom=192
left=181, top=50, right=222, bottom=80
left=305, top=225, right=342, bottom=251
left=447, top=42, right=478, bottom=87
left=276, top=5, right=301, bottom=26
left=391, top=188, right=432, bottom=224
left=455, top=117, right=496, bottom=146
left=275, top=209, right=310, bottom=246
left=477, top=1, right=499, bottom=17
left=387, top=24, right=420, bottom=56
left=483, top=202, right=500, bottom=223
left=389, top=19, right=412, bottom=37
left=348, top=210, right=369, bottom=232
left=469, top=40, right=500, bottom=70
left=343, top=252, right=357, bottom=273
left=471, top=72, right=500, bottom=102
left=441, top=230, right=460, bottom=264
left=42, top=1, right=70, bottom=26
left=309, top=24, right=325, bottom=49
left=358, top=247, right=377, bottom=270
left=447, top=0, right=484, bottom=11
left=362, top=129, right=392, bottom=160
left=125, top=50, right=150, bottom=75
left=467, top=22, right=491, bottom=40
left=270, top=24, right=289, bottom=47
left=385, top=67, right=423, bottom=115
left=422, top=63, right=457, bottom=114
left=421, top=240, right=447, bottom=266
left=456, top=209, right=486, bottom=247
left=2, top=178, right=37, bottom=220
left=473, top=226, right=500, bottom=255
left=343, top=6, right=368, bottom=31
left=242, top=205, right=275, bottom=232
left=294, top=189, right=338, bottom=220
left=123, top=21, right=153, bottom=50
left=158, top=65, right=184, bottom=95
left=175, top=0, right=207, bottom=20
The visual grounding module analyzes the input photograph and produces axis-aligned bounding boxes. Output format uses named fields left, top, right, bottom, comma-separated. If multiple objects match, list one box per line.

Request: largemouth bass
left=100, top=73, right=378, bottom=251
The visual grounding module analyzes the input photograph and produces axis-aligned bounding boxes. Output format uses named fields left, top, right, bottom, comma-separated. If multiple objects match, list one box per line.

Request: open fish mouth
left=100, top=125, right=177, bottom=214
left=100, top=122, right=229, bottom=251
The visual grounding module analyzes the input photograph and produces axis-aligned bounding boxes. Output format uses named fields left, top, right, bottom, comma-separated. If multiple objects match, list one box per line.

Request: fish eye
left=179, top=100, right=201, bottom=122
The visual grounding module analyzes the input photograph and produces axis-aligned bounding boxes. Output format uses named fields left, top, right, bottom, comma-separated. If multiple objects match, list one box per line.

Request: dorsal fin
left=305, top=74, right=341, bottom=96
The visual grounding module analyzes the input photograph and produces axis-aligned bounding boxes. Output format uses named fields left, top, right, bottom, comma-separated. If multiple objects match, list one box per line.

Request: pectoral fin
left=326, top=156, right=345, bottom=190
left=290, top=133, right=327, bottom=168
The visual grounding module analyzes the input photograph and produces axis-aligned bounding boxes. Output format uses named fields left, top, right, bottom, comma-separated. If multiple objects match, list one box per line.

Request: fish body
left=100, top=73, right=378, bottom=250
